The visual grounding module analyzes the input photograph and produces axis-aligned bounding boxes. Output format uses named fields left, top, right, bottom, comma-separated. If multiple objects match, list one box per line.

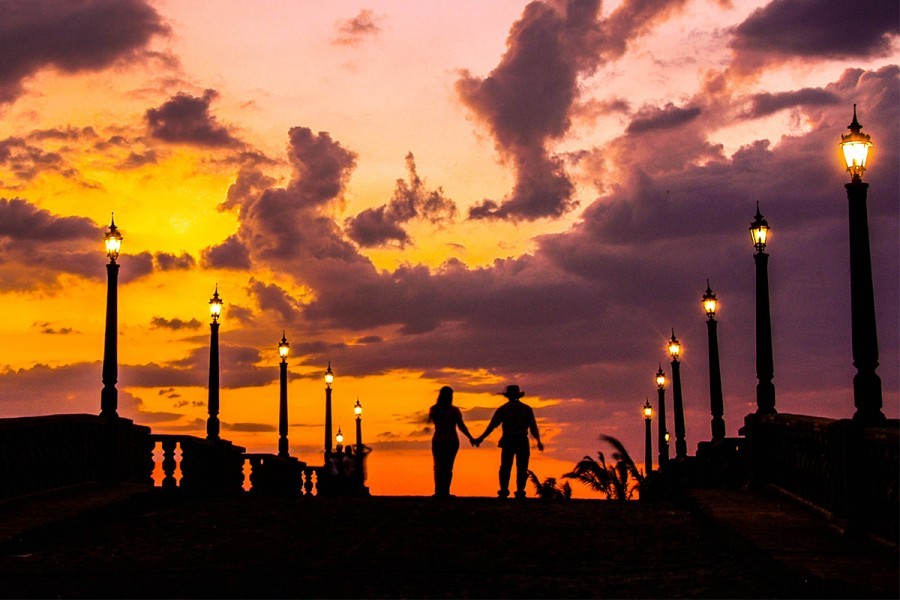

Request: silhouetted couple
left=427, top=384, right=543, bottom=498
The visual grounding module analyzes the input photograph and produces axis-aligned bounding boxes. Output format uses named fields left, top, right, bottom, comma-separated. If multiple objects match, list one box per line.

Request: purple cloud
left=332, top=9, right=382, bottom=46
left=730, top=0, right=899, bottom=73
left=626, top=103, right=702, bottom=134
left=345, top=152, right=456, bottom=247
left=150, top=316, right=202, bottom=331
left=0, top=0, right=169, bottom=104
left=146, top=89, right=241, bottom=147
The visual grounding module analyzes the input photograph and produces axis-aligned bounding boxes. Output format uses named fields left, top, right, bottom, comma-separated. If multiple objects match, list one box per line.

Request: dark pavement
left=0, top=484, right=896, bottom=598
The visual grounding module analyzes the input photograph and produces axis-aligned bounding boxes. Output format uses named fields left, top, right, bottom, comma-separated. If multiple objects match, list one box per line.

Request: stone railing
left=747, top=413, right=899, bottom=541
left=0, top=414, right=152, bottom=499
left=150, top=434, right=245, bottom=493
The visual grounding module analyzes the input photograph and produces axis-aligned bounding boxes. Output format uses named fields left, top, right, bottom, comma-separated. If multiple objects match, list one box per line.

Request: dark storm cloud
left=248, top=278, right=303, bottom=323
left=0, top=0, right=169, bottom=104
left=125, top=343, right=273, bottom=389
left=150, top=316, right=202, bottom=331
left=120, top=149, right=159, bottom=169
left=154, top=251, right=196, bottom=271
left=0, top=137, right=70, bottom=182
left=145, top=89, right=242, bottom=147
left=457, top=0, right=694, bottom=221
left=741, top=88, right=840, bottom=119
left=284, top=127, right=357, bottom=209
left=0, top=198, right=96, bottom=241
left=730, top=0, right=899, bottom=73
left=626, top=103, right=702, bottom=134
left=201, top=234, right=252, bottom=270
left=345, top=152, right=456, bottom=247
left=332, top=9, right=382, bottom=46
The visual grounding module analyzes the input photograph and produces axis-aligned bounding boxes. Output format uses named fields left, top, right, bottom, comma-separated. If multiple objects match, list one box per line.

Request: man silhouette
left=475, top=385, right=543, bottom=499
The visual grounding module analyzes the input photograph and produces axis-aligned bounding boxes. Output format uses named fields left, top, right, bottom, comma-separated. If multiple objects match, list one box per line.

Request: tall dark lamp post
left=354, top=398, right=363, bottom=453
left=278, top=332, right=290, bottom=457
left=324, top=362, right=334, bottom=459
left=655, top=365, right=669, bottom=466
left=840, top=105, right=885, bottom=424
left=643, top=398, right=653, bottom=475
left=668, top=331, right=687, bottom=460
left=100, top=215, right=123, bottom=418
left=750, top=205, right=776, bottom=415
left=702, top=282, right=726, bottom=439
left=207, top=287, right=223, bottom=441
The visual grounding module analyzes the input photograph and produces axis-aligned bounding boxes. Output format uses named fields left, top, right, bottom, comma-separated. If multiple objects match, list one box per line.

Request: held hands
left=470, top=434, right=483, bottom=448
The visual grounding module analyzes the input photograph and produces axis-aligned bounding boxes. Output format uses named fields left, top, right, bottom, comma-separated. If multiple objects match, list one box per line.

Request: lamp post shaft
left=754, top=251, right=776, bottom=414
left=278, top=360, right=289, bottom=457
left=706, top=318, right=726, bottom=439
left=324, top=387, right=333, bottom=457
left=207, top=321, right=220, bottom=440
left=671, top=360, right=687, bottom=459
left=100, top=262, right=119, bottom=418
left=644, top=417, right=652, bottom=475
left=356, top=416, right=362, bottom=453
left=846, top=181, right=884, bottom=423
left=657, top=387, right=668, bottom=466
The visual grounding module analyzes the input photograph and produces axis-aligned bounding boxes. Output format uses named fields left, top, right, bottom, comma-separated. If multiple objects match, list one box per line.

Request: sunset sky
left=1, top=0, right=897, bottom=497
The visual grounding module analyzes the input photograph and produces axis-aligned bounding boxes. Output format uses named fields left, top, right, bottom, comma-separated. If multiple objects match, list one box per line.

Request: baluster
left=161, top=438, right=177, bottom=489
left=303, top=467, right=314, bottom=496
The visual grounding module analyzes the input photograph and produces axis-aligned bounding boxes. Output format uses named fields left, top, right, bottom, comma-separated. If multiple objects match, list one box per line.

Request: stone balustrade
left=747, top=413, right=898, bottom=541
left=0, top=414, right=152, bottom=499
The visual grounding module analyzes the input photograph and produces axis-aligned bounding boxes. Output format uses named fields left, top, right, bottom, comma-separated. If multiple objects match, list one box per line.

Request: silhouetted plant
left=563, top=434, right=645, bottom=501
left=527, top=470, right=572, bottom=501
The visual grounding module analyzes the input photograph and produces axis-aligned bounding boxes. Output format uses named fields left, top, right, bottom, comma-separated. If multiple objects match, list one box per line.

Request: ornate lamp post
left=335, top=427, right=344, bottom=453
left=100, top=215, right=123, bottom=418
left=278, top=332, right=290, bottom=457
left=750, top=205, right=776, bottom=415
left=668, top=330, right=687, bottom=459
left=643, top=398, right=653, bottom=475
left=324, top=362, right=334, bottom=458
left=207, top=287, right=223, bottom=441
left=840, top=105, right=884, bottom=424
left=702, top=281, right=726, bottom=439
left=354, top=398, right=363, bottom=453
left=655, top=365, right=669, bottom=467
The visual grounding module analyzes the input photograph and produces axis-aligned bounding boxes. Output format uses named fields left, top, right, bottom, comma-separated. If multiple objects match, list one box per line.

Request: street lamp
left=750, top=204, right=776, bottom=415
left=655, top=365, right=669, bottom=466
left=207, top=286, right=223, bottom=440
left=668, top=330, right=687, bottom=460
left=324, top=362, right=334, bottom=458
left=643, top=398, right=653, bottom=475
left=703, top=281, right=726, bottom=439
left=278, top=332, right=290, bottom=457
left=354, top=398, right=363, bottom=453
left=100, top=215, right=122, bottom=418
left=335, top=427, right=344, bottom=453
left=840, top=105, right=884, bottom=423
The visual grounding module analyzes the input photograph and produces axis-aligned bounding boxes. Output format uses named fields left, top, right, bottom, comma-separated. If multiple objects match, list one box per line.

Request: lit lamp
left=354, top=398, right=363, bottom=453
left=324, top=362, right=334, bottom=458
left=100, top=215, right=122, bottom=418
left=207, top=286, right=222, bottom=440
left=277, top=332, right=290, bottom=457
left=335, top=427, right=344, bottom=452
left=655, top=365, right=668, bottom=466
left=643, top=398, right=653, bottom=475
left=668, top=330, right=687, bottom=460
left=750, top=204, right=776, bottom=415
left=702, top=281, right=726, bottom=439
left=839, top=105, right=884, bottom=423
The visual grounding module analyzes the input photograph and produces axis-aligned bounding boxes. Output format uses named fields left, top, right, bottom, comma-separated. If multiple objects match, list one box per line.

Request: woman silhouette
left=428, top=386, right=476, bottom=497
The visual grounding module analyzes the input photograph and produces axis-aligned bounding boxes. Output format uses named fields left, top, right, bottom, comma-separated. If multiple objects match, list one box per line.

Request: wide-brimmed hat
left=499, top=384, right=525, bottom=399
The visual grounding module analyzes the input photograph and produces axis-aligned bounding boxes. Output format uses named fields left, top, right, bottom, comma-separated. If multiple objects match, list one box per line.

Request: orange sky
left=0, top=0, right=897, bottom=497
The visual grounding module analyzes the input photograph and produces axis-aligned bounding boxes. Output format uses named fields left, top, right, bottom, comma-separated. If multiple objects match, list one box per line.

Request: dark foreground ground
left=0, top=485, right=896, bottom=598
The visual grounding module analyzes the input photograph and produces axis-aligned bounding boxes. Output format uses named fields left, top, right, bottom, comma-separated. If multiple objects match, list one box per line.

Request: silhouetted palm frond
left=528, top=470, right=571, bottom=500
left=564, top=435, right=645, bottom=500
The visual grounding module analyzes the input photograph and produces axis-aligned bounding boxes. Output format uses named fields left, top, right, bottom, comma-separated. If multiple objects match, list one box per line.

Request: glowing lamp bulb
left=667, top=331, right=681, bottom=361
left=354, top=399, right=362, bottom=417
left=278, top=333, right=289, bottom=360
left=104, top=215, right=123, bottom=262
